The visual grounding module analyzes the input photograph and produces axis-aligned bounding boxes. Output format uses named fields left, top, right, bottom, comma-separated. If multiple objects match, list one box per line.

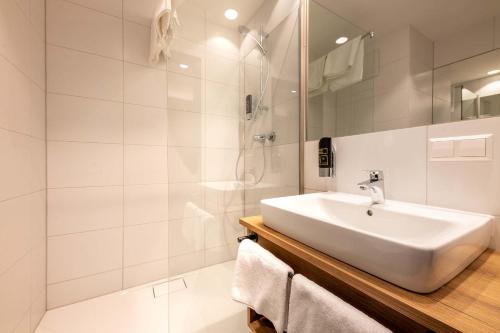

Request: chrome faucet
left=357, top=170, right=385, bottom=205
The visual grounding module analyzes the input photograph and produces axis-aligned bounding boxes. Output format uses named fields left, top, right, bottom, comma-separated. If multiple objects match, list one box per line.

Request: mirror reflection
left=307, top=0, right=500, bottom=140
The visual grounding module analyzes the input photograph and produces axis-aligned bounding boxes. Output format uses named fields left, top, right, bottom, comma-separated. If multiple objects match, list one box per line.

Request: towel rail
left=237, top=232, right=258, bottom=243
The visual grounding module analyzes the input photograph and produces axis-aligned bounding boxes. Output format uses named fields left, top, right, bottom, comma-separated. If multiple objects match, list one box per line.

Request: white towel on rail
left=288, top=274, right=392, bottom=333
left=149, top=0, right=180, bottom=64
left=323, top=36, right=362, bottom=80
left=232, top=239, right=293, bottom=333
left=308, top=56, right=326, bottom=91
left=329, top=37, right=364, bottom=92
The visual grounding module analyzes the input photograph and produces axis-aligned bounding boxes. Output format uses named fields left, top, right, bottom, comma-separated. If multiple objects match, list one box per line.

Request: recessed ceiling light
left=487, top=69, right=500, bottom=75
left=179, top=63, right=189, bottom=69
left=336, top=36, right=349, bottom=45
left=291, top=90, right=297, bottom=94
left=224, top=8, right=238, bottom=20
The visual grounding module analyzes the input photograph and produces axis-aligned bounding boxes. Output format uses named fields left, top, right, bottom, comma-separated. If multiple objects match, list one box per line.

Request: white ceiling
left=187, top=0, right=265, bottom=28
left=314, top=0, right=500, bottom=41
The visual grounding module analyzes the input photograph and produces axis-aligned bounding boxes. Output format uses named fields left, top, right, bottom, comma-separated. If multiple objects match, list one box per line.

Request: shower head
left=238, top=25, right=251, bottom=35
left=238, top=25, right=267, bottom=55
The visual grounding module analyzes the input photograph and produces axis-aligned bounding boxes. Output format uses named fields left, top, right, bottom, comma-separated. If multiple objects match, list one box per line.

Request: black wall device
left=246, top=95, right=253, bottom=120
left=319, top=137, right=334, bottom=177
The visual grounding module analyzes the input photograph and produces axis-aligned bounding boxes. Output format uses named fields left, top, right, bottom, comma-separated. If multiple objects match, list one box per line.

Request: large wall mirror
left=306, top=0, right=500, bottom=141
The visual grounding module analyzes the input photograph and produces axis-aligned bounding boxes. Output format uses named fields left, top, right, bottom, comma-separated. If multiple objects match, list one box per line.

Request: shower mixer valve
left=253, top=131, right=276, bottom=143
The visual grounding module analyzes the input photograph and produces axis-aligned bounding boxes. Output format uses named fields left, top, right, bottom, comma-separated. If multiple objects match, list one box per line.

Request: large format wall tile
left=47, top=93, right=123, bottom=143
left=47, top=0, right=123, bottom=59
left=47, top=45, right=123, bottom=101
left=47, top=228, right=123, bottom=284
left=48, top=186, right=123, bottom=236
left=48, top=141, right=123, bottom=187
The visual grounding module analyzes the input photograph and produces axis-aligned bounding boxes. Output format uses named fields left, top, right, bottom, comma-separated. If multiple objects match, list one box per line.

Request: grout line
left=47, top=267, right=123, bottom=287
left=57, top=0, right=123, bottom=20
left=121, top=0, right=125, bottom=292
left=0, top=52, right=45, bottom=92
left=47, top=225, right=124, bottom=238
left=47, top=42, right=124, bottom=62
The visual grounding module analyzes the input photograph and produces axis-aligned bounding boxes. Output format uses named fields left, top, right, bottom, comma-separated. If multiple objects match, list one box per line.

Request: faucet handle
left=363, top=170, right=384, bottom=181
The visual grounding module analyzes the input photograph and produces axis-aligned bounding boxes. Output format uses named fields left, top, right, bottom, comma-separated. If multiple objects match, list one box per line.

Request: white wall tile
left=206, top=53, right=239, bottom=86
left=29, top=83, right=46, bottom=139
left=124, top=221, right=169, bottom=266
left=47, top=269, right=122, bottom=309
left=167, top=72, right=203, bottom=112
left=206, top=22, right=239, bottom=59
left=29, top=0, right=46, bottom=40
left=47, top=93, right=123, bottom=143
left=47, top=228, right=123, bottom=283
left=168, top=147, right=202, bottom=183
left=47, top=45, right=123, bottom=101
left=48, top=186, right=123, bottom=236
left=205, top=81, right=239, bottom=118
left=124, top=20, right=165, bottom=69
left=124, top=184, right=168, bottom=226
left=0, top=56, right=32, bottom=135
left=168, top=251, right=204, bottom=277
left=428, top=117, right=500, bottom=215
left=168, top=38, right=204, bottom=78
left=168, top=217, right=204, bottom=257
left=0, top=255, right=31, bottom=333
left=167, top=110, right=202, bottom=147
left=0, top=130, right=33, bottom=201
left=168, top=183, right=204, bottom=220
left=205, top=148, right=239, bottom=182
left=30, top=28, right=46, bottom=88
left=124, top=104, right=167, bottom=145
left=0, top=0, right=32, bottom=75
left=124, top=63, right=167, bottom=108
left=175, top=3, right=205, bottom=44
left=124, top=145, right=168, bottom=185
left=206, top=115, right=239, bottom=148
left=123, top=0, right=163, bottom=25
left=123, top=258, right=169, bottom=289
left=335, top=126, right=428, bottom=204
left=48, top=141, right=123, bottom=187
left=0, top=195, right=31, bottom=275
left=47, top=0, right=123, bottom=59
left=205, top=212, right=243, bottom=249
left=67, top=0, right=122, bottom=18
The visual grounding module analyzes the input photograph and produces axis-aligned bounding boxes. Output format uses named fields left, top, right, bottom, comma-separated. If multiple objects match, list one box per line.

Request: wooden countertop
left=240, top=216, right=500, bottom=333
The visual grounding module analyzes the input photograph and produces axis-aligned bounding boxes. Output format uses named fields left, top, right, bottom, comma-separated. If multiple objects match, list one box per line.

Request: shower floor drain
left=152, top=278, right=187, bottom=298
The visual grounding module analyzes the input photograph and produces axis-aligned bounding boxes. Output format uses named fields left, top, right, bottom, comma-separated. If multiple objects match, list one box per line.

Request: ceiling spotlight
left=487, top=69, right=500, bottom=76
left=179, top=63, right=189, bottom=69
left=291, top=90, right=297, bottom=94
left=336, top=36, right=349, bottom=45
left=224, top=8, right=238, bottom=20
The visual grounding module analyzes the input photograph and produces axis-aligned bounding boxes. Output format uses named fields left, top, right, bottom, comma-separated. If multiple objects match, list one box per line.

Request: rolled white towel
left=232, top=240, right=293, bottom=333
left=149, top=0, right=180, bottom=64
left=288, top=274, right=392, bottom=333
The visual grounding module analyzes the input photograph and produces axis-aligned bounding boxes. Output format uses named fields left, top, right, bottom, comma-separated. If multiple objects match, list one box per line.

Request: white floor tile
left=35, top=261, right=247, bottom=333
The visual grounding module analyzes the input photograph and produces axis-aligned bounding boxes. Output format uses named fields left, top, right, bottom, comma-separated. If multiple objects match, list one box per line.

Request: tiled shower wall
left=0, top=0, right=47, bottom=332
left=46, top=0, right=244, bottom=308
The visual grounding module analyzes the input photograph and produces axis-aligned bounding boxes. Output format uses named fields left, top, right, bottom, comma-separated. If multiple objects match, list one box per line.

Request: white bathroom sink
left=261, top=192, right=493, bottom=293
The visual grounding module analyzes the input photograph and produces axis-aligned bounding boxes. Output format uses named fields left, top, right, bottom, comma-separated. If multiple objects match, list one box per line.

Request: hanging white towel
left=149, top=0, right=180, bottom=64
left=323, top=36, right=362, bottom=80
left=329, top=37, right=364, bottom=92
left=309, top=56, right=326, bottom=91
left=288, top=274, right=392, bottom=333
left=232, top=239, right=293, bottom=333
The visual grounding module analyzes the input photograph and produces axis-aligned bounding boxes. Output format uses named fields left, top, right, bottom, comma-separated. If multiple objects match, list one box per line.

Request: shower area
left=26, top=0, right=300, bottom=332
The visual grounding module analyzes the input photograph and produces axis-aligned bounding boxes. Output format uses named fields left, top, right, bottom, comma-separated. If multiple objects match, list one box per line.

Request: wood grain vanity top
left=240, top=216, right=500, bottom=333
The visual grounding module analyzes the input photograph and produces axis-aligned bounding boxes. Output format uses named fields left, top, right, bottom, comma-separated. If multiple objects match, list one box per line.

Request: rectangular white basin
left=261, top=192, right=493, bottom=293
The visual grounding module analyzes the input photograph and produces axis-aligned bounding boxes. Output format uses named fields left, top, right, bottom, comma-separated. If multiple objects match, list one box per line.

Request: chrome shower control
left=253, top=131, right=276, bottom=143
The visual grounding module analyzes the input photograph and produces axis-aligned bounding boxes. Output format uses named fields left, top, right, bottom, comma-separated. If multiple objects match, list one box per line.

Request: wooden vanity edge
left=239, top=215, right=500, bottom=333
